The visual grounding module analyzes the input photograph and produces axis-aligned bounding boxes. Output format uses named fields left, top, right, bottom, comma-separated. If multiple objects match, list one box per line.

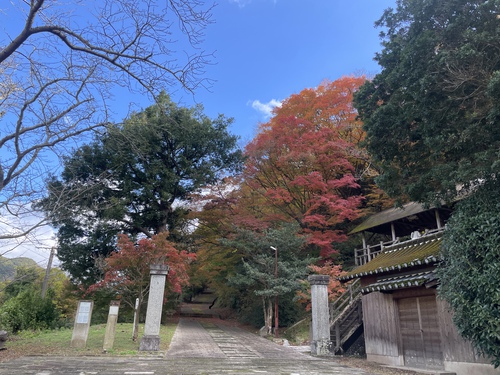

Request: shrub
left=437, top=179, right=500, bottom=367
left=0, top=287, right=61, bottom=333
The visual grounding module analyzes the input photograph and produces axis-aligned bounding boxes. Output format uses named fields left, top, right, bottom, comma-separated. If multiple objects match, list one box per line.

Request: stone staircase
left=329, top=279, right=363, bottom=354
left=179, top=289, right=221, bottom=318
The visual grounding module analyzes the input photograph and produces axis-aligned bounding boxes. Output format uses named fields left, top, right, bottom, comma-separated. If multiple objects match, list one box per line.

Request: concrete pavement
left=0, top=318, right=372, bottom=374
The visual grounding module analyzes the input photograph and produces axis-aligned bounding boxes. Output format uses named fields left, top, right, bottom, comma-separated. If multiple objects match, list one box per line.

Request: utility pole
left=270, top=246, right=279, bottom=338
left=41, top=247, right=56, bottom=299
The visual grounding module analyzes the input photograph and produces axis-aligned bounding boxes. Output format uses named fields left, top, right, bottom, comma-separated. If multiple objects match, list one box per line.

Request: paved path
left=0, top=318, right=371, bottom=374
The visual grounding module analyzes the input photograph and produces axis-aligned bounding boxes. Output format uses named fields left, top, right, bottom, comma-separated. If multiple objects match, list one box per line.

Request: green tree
left=2, top=266, right=43, bottom=300
left=0, top=265, right=72, bottom=333
left=0, top=0, right=214, bottom=252
left=224, top=223, right=317, bottom=334
left=42, top=94, right=243, bottom=284
left=354, top=0, right=500, bottom=204
left=354, top=0, right=500, bottom=365
left=437, top=179, right=500, bottom=367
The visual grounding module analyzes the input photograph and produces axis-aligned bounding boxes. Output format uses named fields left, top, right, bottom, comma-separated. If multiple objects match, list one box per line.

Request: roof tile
left=341, top=235, right=442, bottom=281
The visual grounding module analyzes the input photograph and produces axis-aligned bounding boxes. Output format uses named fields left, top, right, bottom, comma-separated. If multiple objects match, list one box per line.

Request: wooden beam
left=391, top=223, right=396, bottom=241
left=435, top=209, right=442, bottom=229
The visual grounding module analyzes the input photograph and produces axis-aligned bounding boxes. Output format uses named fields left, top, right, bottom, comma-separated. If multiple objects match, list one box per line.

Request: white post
left=435, top=209, right=442, bottom=229
left=391, top=222, right=396, bottom=241
left=132, top=298, right=140, bottom=341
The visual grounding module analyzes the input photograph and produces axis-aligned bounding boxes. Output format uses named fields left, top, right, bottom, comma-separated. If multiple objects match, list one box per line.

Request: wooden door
left=397, top=296, right=443, bottom=369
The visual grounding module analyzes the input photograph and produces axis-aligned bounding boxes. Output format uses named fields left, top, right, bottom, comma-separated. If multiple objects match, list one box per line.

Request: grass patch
left=283, top=317, right=311, bottom=345
left=3, top=322, right=177, bottom=358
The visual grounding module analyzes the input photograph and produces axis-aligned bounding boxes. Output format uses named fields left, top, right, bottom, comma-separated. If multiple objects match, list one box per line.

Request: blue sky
left=2, top=0, right=397, bottom=265
left=171, top=0, right=397, bottom=146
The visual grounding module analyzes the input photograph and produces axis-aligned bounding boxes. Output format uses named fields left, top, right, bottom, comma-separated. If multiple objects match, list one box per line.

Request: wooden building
left=340, top=202, right=499, bottom=375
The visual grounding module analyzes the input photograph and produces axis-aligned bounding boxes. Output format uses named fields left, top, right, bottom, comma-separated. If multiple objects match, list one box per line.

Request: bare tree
left=0, top=0, right=214, bottom=255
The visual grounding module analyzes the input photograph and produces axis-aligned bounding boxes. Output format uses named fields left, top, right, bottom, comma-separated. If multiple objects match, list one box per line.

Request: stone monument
left=139, top=263, right=169, bottom=351
left=103, top=300, right=120, bottom=351
left=308, top=274, right=332, bottom=355
left=71, top=300, right=94, bottom=348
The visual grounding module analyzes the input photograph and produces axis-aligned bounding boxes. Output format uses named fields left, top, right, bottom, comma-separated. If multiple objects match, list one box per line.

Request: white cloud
left=229, top=0, right=253, bottom=7
left=250, top=99, right=282, bottom=118
left=228, top=0, right=278, bottom=7
left=0, top=209, right=58, bottom=267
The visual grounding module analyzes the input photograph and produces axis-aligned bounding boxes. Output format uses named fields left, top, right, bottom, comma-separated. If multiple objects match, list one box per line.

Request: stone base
left=310, top=339, right=332, bottom=356
left=139, top=335, right=161, bottom=351
left=0, top=330, right=7, bottom=350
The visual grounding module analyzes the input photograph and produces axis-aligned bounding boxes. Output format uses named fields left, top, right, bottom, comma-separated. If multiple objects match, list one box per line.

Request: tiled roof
left=360, top=270, right=436, bottom=294
left=341, top=235, right=442, bottom=281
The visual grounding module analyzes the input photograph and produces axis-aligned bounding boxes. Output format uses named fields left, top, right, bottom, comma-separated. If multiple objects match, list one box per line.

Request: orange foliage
left=297, top=262, right=347, bottom=310
left=243, top=76, right=369, bottom=258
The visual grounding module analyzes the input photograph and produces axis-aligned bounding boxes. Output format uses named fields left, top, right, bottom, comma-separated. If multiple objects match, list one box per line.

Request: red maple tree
left=87, top=233, right=195, bottom=340
left=243, top=76, right=369, bottom=258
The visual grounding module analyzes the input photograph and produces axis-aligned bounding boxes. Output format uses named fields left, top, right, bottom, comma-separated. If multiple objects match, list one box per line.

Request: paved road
left=0, top=318, right=372, bottom=375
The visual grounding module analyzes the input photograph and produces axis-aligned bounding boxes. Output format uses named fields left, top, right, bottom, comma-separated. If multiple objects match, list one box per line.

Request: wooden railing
left=354, top=228, right=445, bottom=266
left=354, top=239, right=396, bottom=266
left=329, top=279, right=361, bottom=326
left=329, top=279, right=363, bottom=354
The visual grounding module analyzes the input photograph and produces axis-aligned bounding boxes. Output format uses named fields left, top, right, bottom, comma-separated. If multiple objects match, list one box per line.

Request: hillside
left=0, top=256, right=39, bottom=281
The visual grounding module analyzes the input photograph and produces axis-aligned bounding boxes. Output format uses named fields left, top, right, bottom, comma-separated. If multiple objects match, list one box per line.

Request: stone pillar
left=71, top=300, right=94, bottom=348
left=139, top=264, right=169, bottom=351
left=308, top=275, right=331, bottom=355
left=103, top=300, right=120, bottom=351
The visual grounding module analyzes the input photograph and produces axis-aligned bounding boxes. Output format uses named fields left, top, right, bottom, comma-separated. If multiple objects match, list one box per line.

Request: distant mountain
left=0, top=256, right=40, bottom=282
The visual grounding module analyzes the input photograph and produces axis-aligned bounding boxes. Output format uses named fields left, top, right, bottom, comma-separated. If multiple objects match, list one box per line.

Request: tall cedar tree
left=243, top=76, right=377, bottom=258
left=41, top=93, right=242, bottom=285
left=354, top=0, right=500, bottom=204
left=354, top=0, right=500, bottom=366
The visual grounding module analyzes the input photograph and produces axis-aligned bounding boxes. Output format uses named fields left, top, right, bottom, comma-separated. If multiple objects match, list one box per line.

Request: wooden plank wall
left=436, top=298, right=491, bottom=365
left=362, top=292, right=399, bottom=357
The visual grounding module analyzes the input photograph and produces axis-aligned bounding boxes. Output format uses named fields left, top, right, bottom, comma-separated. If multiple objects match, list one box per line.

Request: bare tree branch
left=0, top=0, right=214, bottom=251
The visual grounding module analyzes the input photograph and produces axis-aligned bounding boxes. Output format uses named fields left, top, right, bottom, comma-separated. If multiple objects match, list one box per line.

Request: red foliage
left=243, top=76, right=368, bottom=258
left=86, top=233, right=195, bottom=307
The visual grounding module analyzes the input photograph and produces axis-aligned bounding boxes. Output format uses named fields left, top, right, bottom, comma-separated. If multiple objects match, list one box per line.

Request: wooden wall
left=436, top=298, right=490, bottom=365
left=362, top=292, right=400, bottom=359
left=361, top=286, right=496, bottom=373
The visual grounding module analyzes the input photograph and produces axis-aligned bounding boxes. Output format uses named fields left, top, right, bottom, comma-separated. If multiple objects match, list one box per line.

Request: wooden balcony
left=354, top=228, right=445, bottom=266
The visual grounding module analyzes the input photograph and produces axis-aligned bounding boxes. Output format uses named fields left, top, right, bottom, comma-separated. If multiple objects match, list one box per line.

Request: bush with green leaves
left=438, top=179, right=500, bottom=367
left=0, top=287, right=61, bottom=333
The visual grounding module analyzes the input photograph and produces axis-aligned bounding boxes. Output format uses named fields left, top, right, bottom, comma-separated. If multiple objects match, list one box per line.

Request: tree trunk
left=262, top=297, right=273, bottom=336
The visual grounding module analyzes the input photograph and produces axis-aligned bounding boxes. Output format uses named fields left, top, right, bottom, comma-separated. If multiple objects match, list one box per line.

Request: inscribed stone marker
left=71, top=300, right=94, bottom=348
left=103, top=300, right=121, bottom=351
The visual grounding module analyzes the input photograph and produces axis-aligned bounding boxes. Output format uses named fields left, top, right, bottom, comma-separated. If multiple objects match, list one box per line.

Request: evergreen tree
left=41, top=93, right=243, bottom=284
left=354, top=0, right=500, bottom=204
